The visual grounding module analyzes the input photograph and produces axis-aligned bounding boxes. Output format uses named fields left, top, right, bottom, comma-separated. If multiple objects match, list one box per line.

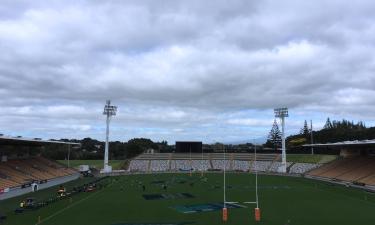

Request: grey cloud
left=0, top=0, right=375, bottom=142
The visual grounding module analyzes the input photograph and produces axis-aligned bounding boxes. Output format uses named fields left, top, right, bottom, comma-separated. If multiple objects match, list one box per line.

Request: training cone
left=222, top=207, right=228, bottom=222
left=254, top=208, right=261, bottom=222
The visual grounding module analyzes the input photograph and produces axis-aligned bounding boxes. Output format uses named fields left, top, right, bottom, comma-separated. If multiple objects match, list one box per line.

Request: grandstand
left=305, top=140, right=375, bottom=188
left=0, top=136, right=79, bottom=200
left=307, top=156, right=375, bottom=186
left=128, top=153, right=320, bottom=175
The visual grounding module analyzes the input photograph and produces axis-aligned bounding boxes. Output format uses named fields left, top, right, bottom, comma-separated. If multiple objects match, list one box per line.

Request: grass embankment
left=57, top=160, right=123, bottom=169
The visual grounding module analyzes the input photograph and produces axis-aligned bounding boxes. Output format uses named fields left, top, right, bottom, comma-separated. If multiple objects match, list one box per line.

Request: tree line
left=266, top=117, right=374, bottom=150
left=42, top=117, right=375, bottom=160
left=42, top=138, right=168, bottom=160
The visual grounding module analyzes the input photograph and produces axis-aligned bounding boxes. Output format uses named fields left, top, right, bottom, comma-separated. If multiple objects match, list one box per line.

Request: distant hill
left=225, top=136, right=267, bottom=145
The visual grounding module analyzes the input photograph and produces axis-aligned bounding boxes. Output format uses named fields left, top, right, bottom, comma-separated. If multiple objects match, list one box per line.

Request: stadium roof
left=0, top=136, right=80, bottom=146
left=303, top=139, right=375, bottom=147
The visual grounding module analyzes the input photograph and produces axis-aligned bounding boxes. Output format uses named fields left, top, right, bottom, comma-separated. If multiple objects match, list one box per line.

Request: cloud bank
left=1, top=0, right=375, bottom=143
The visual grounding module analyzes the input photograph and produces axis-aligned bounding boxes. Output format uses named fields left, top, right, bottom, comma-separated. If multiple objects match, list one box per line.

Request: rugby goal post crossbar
left=225, top=201, right=258, bottom=205
left=244, top=201, right=257, bottom=204
left=225, top=201, right=239, bottom=204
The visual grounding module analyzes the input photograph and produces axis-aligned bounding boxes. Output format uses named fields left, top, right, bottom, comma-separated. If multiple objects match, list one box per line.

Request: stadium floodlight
left=102, top=100, right=117, bottom=173
left=274, top=107, right=288, bottom=173
left=189, top=146, right=192, bottom=177
left=310, top=120, right=314, bottom=155
left=201, top=145, right=204, bottom=177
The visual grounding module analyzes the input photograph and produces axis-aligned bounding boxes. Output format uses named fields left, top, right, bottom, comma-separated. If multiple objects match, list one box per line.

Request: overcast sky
left=1, top=0, right=375, bottom=143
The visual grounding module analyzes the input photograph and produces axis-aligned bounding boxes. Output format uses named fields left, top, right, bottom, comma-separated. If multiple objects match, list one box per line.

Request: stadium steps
left=0, top=164, right=33, bottom=184
left=31, top=158, right=68, bottom=177
left=10, top=160, right=51, bottom=180
left=307, top=158, right=347, bottom=176
left=1, top=163, right=36, bottom=180
left=0, top=157, right=78, bottom=190
left=354, top=162, right=375, bottom=182
left=335, top=158, right=375, bottom=181
left=0, top=170, right=19, bottom=188
left=318, top=157, right=367, bottom=178
left=358, top=173, right=375, bottom=185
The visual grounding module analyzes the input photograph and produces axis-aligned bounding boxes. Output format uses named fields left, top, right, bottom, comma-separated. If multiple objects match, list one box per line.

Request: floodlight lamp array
left=274, top=107, right=289, bottom=118
left=103, top=100, right=117, bottom=116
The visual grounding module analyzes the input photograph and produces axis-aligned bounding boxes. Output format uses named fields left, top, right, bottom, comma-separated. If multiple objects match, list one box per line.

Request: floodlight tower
left=274, top=107, right=288, bottom=173
left=102, top=100, right=117, bottom=173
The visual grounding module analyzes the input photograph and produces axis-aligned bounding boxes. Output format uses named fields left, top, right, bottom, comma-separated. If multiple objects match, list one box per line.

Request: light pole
left=310, top=120, right=314, bottom=155
left=67, top=144, right=70, bottom=168
left=102, top=100, right=117, bottom=173
left=274, top=107, right=288, bottom=173
left=201, top=144, right=204, bottom=177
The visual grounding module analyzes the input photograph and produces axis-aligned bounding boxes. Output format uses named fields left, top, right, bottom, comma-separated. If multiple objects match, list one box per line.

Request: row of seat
left=129, top=159, right=318, bottom=175
left=307, top=157, right=375, bottom=185
left=0, top=157, right=76, bottom=190
left=135, top=153, right=279, bottom=161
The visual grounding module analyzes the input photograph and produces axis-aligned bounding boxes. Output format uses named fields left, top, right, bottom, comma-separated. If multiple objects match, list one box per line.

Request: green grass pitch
left=1, top=173, right=374, bottom=225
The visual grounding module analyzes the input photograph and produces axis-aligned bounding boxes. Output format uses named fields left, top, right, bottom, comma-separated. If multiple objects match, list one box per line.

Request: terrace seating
left=251, top=161, right=272, bottom=172
left=0, top=157, right=77, bottom=190
left=359, top=174, right=375, bottom=186
left=128, top=153, right=321, bottom=175
left=335, top=158, right=375, bottom=181
left=170, top=160, right=210, bottom=171
left=212, top=160, right=230, bottom=170
left=307, top=156, right=375, bottom=186
left=233, top=160, right=249, bottom=171
left=128, top=160, right=149, bottom=172
left=289, top=163, right=320, bottom=174
left=135, top=153, right=279, bottom=161
left=191, top=160, right=210, bottom=171
left=150, top=160, right=169, bottom=172
left=267, top=162, right=293, bottom=173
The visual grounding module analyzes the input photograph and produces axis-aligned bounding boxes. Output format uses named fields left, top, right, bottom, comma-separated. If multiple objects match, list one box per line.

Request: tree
left=267, top=119, right=282, bottom=150
left=323, top=117, right=333, bottom=129
left=300, top=120, right=310, bottom=136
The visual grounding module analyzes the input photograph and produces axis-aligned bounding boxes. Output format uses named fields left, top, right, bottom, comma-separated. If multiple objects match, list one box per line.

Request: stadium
left=1, top=1, right=375, bottom=225
left=1, top=128, right=375, bottom=225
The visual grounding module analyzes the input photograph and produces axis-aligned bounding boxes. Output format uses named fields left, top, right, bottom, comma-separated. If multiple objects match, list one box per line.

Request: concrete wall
left=0, top=173, right=80, bottom=200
